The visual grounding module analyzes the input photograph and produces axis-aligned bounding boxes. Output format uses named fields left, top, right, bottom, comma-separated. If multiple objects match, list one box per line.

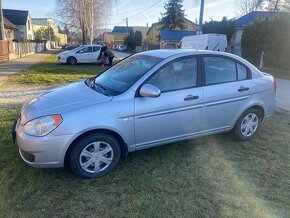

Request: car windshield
left=94, top=54, right=163, bottom=96
left=71, top=46, right=82, bottom=52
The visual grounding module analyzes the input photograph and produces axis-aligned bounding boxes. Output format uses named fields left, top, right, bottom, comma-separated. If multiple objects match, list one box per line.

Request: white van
left=180, top=34, right=228, bottom=51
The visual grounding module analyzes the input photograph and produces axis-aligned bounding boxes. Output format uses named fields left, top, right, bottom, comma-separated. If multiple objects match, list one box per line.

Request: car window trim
left=201, top=54, right=252, bottom=87
left=135, top=55, right=202, bottom=97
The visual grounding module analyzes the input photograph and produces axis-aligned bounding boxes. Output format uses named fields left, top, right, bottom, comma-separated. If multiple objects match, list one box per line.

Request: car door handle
left=184, top=95, right=199, bottom=101
left=238, top=86, right=250, bottom=92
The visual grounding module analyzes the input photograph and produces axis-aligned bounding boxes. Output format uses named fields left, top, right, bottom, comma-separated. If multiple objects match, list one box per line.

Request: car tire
left=69, top=133, right=121, bottom=179
left=233, top=108, right=261, bottom=141
left=67, top=56, right=77, bottom=65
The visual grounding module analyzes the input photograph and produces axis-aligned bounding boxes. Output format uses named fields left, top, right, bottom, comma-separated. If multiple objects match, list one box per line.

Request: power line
left=107, top=0, right=165, bottom=27
left=127, top=0, right=163, bottom=19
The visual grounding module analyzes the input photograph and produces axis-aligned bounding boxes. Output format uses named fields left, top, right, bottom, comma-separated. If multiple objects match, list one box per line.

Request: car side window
left=148, top=57, right=198, bottom=92
left=93, top=46, right=100, bottom=52
left=237, top=63, right=247, bottom=80
left=204, top=56, right=237, bottom=85
left=76, top=47, right=92, bottom=54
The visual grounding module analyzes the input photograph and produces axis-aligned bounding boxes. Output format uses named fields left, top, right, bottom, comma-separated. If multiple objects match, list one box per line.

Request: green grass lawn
left=3, top=54, right=107, bottom=87
left=1, top=106, right=290, bottom=217
left=262, top=67, right=290, bottom=80
left=1, top=53, right=290, bottom=217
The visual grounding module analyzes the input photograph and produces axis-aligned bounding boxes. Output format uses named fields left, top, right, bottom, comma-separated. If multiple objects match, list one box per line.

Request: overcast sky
left=2, top=0, right=237, bottom=29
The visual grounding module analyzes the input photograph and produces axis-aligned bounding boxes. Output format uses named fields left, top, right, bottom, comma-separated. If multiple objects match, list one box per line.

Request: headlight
left=24, top=115, right=62, bottom=137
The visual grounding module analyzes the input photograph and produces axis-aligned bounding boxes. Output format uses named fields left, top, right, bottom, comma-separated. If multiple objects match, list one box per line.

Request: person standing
left=104, top=45, right=114, bottom=66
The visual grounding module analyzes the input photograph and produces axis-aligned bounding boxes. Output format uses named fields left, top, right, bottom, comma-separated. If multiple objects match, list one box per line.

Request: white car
left=58, top=45, right=102, bottom=65
left=117, top=45, right=127, bottom=51
left=180, top=34, right=227, bottom=51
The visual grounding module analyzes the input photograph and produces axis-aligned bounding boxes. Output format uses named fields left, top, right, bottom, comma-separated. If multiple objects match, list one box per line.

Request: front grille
left=20, top=149, right=35, bottom=162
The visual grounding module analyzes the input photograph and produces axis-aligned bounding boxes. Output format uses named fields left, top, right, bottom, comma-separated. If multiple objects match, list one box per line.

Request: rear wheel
left=67, top=56, right=77, bottom=65
left=233, top=108, right=261, bottom=141
left=69, top=133, right=121, bottom=179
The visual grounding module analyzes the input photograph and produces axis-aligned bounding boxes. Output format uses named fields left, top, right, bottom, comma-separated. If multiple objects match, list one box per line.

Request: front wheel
left=67, top=56, right=77, bottom=65
left=233, top=108, right=261, bottom=141
left=69, top=133, right=121, bottom=179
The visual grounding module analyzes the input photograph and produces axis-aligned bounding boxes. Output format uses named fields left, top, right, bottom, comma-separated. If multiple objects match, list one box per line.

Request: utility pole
left=48, top=20, right=51, bottom=47
left=198, top=0, right=204, bottom=34
left=126, top=17, right=128, bottom=34
left=90, top=0, right=94, bottom=45
left=0, top=0, right=5, bottom=40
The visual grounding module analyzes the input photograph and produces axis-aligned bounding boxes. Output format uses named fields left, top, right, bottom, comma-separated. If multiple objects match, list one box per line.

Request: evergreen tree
left=203, top=17, right=235, bottom=42
left=134, top=31, right=143, bottom=46
left=124, top=31, right=135, bottom=49
left=159, top=0, right=186, bottom=30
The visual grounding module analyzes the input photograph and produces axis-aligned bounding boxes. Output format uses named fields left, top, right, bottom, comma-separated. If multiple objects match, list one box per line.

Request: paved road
left=112, top=50, right=131, bottom=59
left=0, top=50, right=57, bottom=86
left=276, top=79, right=290, bottom=112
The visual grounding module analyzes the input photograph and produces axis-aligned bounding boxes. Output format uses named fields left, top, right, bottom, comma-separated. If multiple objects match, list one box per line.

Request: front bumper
left=58, top=56, right=66, bottom=63
left=15, top=122, right=74, bottom=168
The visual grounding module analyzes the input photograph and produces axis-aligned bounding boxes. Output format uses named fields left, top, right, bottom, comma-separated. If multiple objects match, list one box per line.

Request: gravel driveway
left=0, top=86, right=51, bottom=108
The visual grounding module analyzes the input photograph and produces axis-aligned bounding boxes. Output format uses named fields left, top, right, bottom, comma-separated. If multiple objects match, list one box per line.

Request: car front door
left=200, top=55, right=252, bottom=134
left=134, top=56, right=203, bottom=149
left=75, top=46, right=93, bottom=63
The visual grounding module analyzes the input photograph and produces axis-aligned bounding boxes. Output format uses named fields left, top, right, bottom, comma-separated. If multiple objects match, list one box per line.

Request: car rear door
left=91, top=46, right=101, bottom=63
left=134, top=56, right=203, bottom=149
left=200, top=55, right=253, bottom=134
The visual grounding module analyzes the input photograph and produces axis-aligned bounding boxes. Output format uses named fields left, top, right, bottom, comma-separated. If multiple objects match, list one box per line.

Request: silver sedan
left=14, top=49, right=276, bottom=179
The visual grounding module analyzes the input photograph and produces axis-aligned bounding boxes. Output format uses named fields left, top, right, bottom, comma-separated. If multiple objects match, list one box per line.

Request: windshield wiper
left=94, top=82, right=107, bottom=94
left=87, top=77, right=107, bottom=95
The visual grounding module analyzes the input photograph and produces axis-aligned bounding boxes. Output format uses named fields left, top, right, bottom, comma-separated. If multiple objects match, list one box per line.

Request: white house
left=3, top=9, right=34, bottom=40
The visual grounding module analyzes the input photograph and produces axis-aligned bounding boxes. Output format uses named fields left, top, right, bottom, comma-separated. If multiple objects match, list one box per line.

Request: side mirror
left=139, top=84, right=161, bottom=98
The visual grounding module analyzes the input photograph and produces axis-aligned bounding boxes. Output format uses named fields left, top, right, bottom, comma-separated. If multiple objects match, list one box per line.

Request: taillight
left=274, top=78, right=277, bottom=95
left=205, top=46, right=208, bottom=50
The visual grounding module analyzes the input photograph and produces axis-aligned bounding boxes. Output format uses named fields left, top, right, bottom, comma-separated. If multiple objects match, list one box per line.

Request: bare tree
left=55, top=0, right=111, bottom=44
left=266, top=0, right=290, bottom=11
left=236, top=0, right=267, bottom=15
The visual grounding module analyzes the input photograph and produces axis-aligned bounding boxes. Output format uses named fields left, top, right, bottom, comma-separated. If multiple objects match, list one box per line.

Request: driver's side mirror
left=139, top=84, right=161, bottom=98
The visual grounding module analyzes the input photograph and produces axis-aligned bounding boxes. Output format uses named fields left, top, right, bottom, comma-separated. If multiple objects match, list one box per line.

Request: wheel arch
left=64, top=128, right=128, bottom=168
left=234, top=104, right=265, bottom=129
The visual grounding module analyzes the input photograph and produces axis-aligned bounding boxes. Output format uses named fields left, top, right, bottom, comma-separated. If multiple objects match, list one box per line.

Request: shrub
left=242, top=14, right=290, bottom=70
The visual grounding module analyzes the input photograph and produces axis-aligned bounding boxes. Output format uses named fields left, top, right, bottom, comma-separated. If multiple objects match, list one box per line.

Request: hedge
left=241, top=14, right=290, bottom=70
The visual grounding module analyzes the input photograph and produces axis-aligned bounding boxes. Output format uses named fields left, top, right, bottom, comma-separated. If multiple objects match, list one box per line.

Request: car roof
left=140, top=49, right=224, bottom=58
left=141, top=49, right=248, bottom=60
left=82, top=44, right=102, bottom=47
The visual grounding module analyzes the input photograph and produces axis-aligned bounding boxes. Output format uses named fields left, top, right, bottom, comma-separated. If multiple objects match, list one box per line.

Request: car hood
left=20, top=80, right=112, bottom=124
left=59, top=51, right=72, bottom=56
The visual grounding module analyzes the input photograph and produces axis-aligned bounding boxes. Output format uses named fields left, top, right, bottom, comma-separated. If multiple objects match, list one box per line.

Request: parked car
left=113, top=44, right=119, bottom=50
left=14, top=49, right=276, bottom=179
left=58, top=45, right=102, bottom=65
left=117, top=45, right=128, bottom=51
left=180, top=34, right=228, bottom=51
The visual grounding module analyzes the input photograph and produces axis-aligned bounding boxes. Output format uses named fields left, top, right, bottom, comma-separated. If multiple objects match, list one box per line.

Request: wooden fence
left=0, top=40, right=9, bottom=63
left=0, top=40, right=45, bottom=62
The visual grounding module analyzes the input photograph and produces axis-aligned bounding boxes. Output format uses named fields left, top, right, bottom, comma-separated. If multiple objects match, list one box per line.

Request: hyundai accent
left=14, top=49, right=276, bottom=179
